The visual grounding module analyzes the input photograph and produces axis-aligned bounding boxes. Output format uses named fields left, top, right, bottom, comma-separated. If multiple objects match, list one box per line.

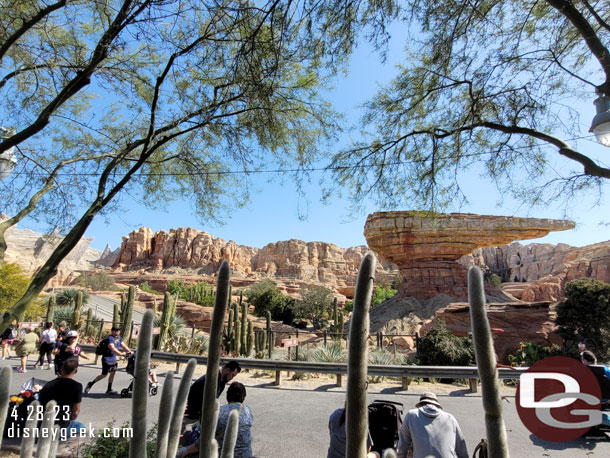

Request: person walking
left=34, top=322, right=57, bottom=370
left=84, top=326, right=132, bottom=395
left=14, top=327, right=39, bottom=373
left=396, top=392, right=468, bottom=458
left=185, top=360, right=241, bottom=420
left=1, top=319, right=17, bottom=359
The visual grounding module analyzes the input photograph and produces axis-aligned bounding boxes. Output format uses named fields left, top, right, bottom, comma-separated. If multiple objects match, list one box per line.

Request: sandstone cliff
left=111, top=226, right=398, bottom=297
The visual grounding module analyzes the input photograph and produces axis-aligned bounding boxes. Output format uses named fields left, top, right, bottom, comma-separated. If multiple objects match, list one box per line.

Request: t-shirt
left=1, top=325, right=15, bottom=341
left=215, top=403, right=253, bottom=458
left=55, top=343, right=79, bottom=365
left=103, top=335, right=122, bottom=364
left=41, top=329, right=57, bottom=344
left=186, top=372, right=227, bottom=419
left=38, top=377, right=83, bottom=428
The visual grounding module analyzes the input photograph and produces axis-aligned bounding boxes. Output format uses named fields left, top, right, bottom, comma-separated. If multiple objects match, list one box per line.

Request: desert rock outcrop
left=364, top=211, right=575, bottom=300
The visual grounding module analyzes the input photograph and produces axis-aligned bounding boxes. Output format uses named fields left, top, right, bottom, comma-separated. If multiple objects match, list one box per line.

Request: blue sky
left=10, top=22, right=610, bottom=253
left=78, top=29, right=609, bottom=253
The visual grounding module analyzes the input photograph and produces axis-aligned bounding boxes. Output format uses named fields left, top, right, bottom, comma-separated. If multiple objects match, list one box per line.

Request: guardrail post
left=268, top=331, right=273, bottom=359
left=275, top=370, right=281, bottom=386
left=324, top=329, right=327, bottom=347
left=469, top=378, right=478, bottom=393
left=175, top=362, right=181, bottom=374
left=401, top=377, right=409, bottom=391
left=191, top=326, right=195, bottom=339
left=295, top=330, right=299, bottom=361
left=336, top=373, right=342, bottom=387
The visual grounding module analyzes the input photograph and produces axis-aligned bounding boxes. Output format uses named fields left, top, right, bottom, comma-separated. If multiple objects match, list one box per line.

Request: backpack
left=95, top=337, right=110, bottom=356
left=368, top=400, right=403, bottom=454
left=472, top=438, right=488, bottom=458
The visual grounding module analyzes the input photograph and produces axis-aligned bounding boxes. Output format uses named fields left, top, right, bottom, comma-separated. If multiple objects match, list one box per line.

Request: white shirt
left=41, top=328, right=57, bottom=344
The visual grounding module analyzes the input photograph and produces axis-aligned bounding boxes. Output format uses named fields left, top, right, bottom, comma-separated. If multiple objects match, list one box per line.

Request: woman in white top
left=34, top=322, right=57, bottom=370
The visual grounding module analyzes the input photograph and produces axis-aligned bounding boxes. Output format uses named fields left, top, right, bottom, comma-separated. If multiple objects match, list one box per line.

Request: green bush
left=139, top=281, right=163, bottom=295
left=0, top=262, right=30, bottom=313
left=295, top=285, right=334, bottom=330
left=78, top=421, right=156, bottom=458
left=247, top=280, right=296, bottom=324
left=311, top=341, right=345, bottom=363
left=368, top=349, right=397, bottom=383
left=76, top=271, right=117, bottom=291
left=555, top=277, right=610, bottom=360
left=372, top=285, right=397, bottom=306
left=489, top=273, right=502, bottom=289
left=416, top=321, right=475, bottom=366
left=507, top=341, right=561, bottom=367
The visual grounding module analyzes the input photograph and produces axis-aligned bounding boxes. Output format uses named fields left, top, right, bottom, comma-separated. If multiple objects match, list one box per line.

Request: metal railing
left=80, top=344, right=525, bottom=393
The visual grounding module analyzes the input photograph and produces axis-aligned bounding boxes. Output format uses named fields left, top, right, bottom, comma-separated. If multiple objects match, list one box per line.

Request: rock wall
left=111, top=226, right=398, bottom=296
left=462, top=241, right=610, bottom=302
left=2, top=215, right=102, bottom=287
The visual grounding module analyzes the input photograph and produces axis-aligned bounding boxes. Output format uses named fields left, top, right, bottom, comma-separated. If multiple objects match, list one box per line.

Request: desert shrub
left=416, top=322, right=475, bottom=366
left=295, top=285, right=334, bottom=330
left=76, top=271, right=117, bottom=291
left=57, top=288, right=90, bottom=307
left=153, top=314, right=185, bottom=340
left=163, top=334, right=208, bottom=354
left=555, top=277, right=610, bottom=360
left=343, top=300, right=353, bottom=313
left=247, top=280, right=296, bottom=324
left=368, top=349, right=397, bottom=383
left=0, top=262, right=30, bottom=313
left=311, top=341, right=345, bottom=363
left=489, top=273, right=502, bottom=288
left=53, top=305, right=77, bottom=324
left=78, top=420, right=156, bottom=458
left=139, top=281, right=163, bottom=295
left=372, top=285, right=397, bottom=306
left=507, top=341, right=562, bottom=367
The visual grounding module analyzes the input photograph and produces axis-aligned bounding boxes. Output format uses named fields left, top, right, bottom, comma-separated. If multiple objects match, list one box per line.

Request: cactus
left=346, top=252, right=376, bottom=458
left=71, top=290, right=83, bottom=330
left=382, top=449, right=397, bottom=458
left=154, top=371, right=174, bottom=458
left=240, top=302, right=247, bottom=356
left=45, top=294, right=56, bottom=324
left=266, top=310, right=271, bottom=332
left=86, top=308, right=93, bottom=332
left=19, top=400, right=40, bottom=458
left=254, top=329, right=267, bottom=359
left=35, top=400, right=57, bottom=458
left=333, top=297, right=338, bottom=330
left=121, top=285, right=135, bottom=339
left=113, top=303, right=120, bottom=327
left=157, top=291, right=174, bottom=351
left=199, top=260, right=231, bottom=458
left=220, top=409, right=240, bottom=458
left=166, top=359, right=197, bottom=457
left=233, top=304, right=241, bottom=356
left=468, top=266, right=510, bottom=458
left=338, top=311, right=344, bottom=338
left=0, top=366, right=11, bottom=446
left=246, top=319, right=254, bottom=357
left=129, top=309, right=154, bottom=458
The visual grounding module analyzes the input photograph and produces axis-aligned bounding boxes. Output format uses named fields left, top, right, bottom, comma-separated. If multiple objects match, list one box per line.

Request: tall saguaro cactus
left=468, top=266, right=510, bottom=458
left=72, top=290, right=83, bottom=330
left=113, top=303, right=120, bottom=327
left=0, top=367, right=11, bottom=448
left=157, top=291, right=175, bottom=351
left=200, top=260, right=232, bottom=458
left=121, top=285, right=135, bottom=340
left=346, top=252, right=376, bottom=458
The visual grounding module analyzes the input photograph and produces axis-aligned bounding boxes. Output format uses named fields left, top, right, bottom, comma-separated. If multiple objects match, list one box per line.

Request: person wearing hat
left=53, top=330, right=90, bottom=375
left=396, top=392, right=468, bottom=458
left=84, top=325, right=133, bottom=396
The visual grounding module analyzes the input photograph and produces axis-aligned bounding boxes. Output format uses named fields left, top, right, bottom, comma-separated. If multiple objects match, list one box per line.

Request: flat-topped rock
left=365, top=211, right=575, bottom=299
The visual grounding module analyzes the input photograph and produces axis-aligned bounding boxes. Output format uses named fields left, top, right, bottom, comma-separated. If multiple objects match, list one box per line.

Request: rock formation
left=364, top=211, right=575, bottom=300
left=2, top=214, right=102, bottom=286
left=111, top=226, right=398, bottom=298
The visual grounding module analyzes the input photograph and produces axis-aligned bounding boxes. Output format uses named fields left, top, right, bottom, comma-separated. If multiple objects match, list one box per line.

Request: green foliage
left=163, top=335, right=209, bottom=355
left=53, top=305, right=77, bottom=325
left=56, top=288, right=89, bottom=307
left=247, top=280, right=296, bottom=324
left=489, top=274, right=502, bottom=289
left=508, top=342, right=561, bottom=367
left=555, top=277, right=610, bottom=360
left=372, top=285, right=397, bottom=306
left=167, top=280, right=215, bottom=306
left=344, top=301, right=354, bottom=313
left=0, top=263, right=30, bottom=313
left=327, top=0, right=610, bottom=212
left=76, top=272, right=117, bottom=291
left=153, top=314, right=185, bottom=340
left=296, top=286, right=334, bottom=330
left=368, top=349, right=397, bottom=383
left=78, top=421, right=157, bottom=458
left=417, top=322, right=475, bottom=366
left=139, top=282, right=163, bottom=295
left=311, top=341, right=346, bottom=363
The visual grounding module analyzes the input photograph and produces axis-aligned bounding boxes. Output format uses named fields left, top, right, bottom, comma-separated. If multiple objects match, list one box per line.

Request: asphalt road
left=87, top=295, right=145, bottom=325
left=2, top=358, right=609, bottom=457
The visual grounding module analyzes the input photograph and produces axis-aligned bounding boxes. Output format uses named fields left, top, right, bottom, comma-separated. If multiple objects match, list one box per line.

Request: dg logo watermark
left=516, top=356, right=602, bottom=441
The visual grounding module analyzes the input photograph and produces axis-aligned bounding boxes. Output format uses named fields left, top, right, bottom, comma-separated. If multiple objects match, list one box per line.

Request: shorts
left=102, top=360, right=118, bottom=375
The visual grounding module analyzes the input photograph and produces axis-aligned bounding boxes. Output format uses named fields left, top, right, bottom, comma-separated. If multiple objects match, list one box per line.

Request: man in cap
left=396, top=392, right=468, bottom=458
left=84, top=325, right=133, bottom=396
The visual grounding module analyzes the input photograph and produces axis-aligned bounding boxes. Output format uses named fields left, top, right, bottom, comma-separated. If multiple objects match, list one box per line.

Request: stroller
left=120, top=352, right=158, bottom=398
left=584, top=364, right=610, bottom=438
left=3, top=377, right=48, bottom=438
left=368, top=400, right=404, bottom=454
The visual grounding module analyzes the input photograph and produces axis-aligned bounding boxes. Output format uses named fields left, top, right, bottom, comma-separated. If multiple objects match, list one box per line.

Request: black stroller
left=368, top=400, right=404, bottom=454
left=120, top=352, right=158, bottom=398
left=4, top=377, right=48, bottom=438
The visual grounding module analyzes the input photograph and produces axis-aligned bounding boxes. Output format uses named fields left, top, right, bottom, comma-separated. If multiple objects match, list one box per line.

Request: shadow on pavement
left=529, top=433, right=605, bottom=451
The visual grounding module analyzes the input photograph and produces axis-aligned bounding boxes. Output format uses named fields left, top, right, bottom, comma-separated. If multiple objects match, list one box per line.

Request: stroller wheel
left=150, top=386, right=158, bottom=396
left=120, top=388, right=130, bottom=398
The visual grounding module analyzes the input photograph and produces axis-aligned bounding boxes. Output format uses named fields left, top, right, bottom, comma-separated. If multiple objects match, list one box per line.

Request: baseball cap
left=66, top=330, right=78, bottom=338
left=415, top=392, right=442, bottom=409
left=111, top=325, right=121, bottom=331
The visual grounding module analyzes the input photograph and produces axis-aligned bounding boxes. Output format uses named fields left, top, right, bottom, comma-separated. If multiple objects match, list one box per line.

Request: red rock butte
left=364, top=211, right=575, bottom=299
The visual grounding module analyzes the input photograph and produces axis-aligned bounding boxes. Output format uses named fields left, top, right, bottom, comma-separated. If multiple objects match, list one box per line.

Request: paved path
left=2, top=358, right=609, bottom=457
left=87, top=295, right=145, bottom=325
